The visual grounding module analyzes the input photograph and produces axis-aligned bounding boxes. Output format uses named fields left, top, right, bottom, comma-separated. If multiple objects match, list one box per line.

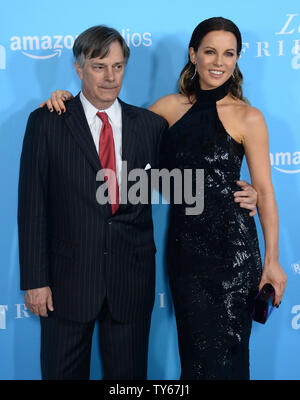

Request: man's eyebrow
left=90, top=60, right=125, bottom=65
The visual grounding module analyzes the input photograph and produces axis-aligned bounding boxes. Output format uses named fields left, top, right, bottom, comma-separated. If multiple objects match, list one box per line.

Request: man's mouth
left=99, top=84, right=118, bottom=88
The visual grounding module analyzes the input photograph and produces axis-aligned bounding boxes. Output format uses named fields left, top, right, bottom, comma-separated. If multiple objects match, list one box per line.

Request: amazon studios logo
left=9, top=29, right=152, bottom=61
left=270, top=151, right=300, bottom=174
left=10, top=34, right=77, bottom=60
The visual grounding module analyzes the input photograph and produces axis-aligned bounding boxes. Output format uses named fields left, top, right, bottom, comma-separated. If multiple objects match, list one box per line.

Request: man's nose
left=105, top=67, right=115, bottom=81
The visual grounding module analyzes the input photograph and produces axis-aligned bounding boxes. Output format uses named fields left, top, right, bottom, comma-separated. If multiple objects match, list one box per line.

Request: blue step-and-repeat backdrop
left=0, top=0, right=299, bottom=380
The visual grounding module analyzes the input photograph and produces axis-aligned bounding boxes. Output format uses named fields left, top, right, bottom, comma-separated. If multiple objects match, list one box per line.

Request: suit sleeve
left=18, top=110, right=50, bottom=290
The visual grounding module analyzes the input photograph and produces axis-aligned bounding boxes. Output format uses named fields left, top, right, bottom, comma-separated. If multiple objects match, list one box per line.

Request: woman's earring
left=191, top=63, right=197, bottom=80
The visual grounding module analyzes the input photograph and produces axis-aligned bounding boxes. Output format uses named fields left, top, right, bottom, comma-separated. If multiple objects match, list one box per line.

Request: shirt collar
left=80, top=91, right=121, bottom=127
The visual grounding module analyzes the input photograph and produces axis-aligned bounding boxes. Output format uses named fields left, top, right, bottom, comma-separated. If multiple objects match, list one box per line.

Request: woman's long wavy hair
left=179, top=17, right=248, bottom=103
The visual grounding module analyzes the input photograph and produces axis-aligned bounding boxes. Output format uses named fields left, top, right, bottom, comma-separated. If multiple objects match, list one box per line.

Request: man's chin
left=101, top=96, right=118, bottom=105
left=93, top=96, right=118, bottom=109
left=99, top=90, right=120, bottom=101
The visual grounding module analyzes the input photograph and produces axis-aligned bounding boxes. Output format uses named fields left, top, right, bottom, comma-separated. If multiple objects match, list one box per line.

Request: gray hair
left=73, top=25, right=130, bottom=68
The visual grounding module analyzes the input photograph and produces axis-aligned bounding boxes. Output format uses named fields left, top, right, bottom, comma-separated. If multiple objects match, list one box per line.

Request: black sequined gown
left=161, top=78, right=262, bottom=380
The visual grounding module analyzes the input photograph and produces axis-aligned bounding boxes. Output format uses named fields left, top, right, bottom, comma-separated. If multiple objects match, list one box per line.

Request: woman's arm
left=242, top=106, right=287, bottom=306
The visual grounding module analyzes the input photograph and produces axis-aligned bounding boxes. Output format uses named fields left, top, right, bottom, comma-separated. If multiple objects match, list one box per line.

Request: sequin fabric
left=161, top=78, right=262, bottom=380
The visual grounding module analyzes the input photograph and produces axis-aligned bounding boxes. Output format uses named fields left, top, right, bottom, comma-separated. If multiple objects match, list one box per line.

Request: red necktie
left=96, top=111, right=119, bottom=214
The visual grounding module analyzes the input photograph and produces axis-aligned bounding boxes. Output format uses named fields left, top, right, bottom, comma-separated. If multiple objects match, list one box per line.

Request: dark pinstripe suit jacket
left=18, top=94, right=168, bottom=323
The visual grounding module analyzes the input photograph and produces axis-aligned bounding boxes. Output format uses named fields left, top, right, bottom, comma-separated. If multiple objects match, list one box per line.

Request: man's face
left=75, top=40, right=126, bottom=110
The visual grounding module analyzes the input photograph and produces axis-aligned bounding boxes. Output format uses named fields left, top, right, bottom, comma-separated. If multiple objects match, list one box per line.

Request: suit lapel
left=64, top=94, right=112, bottom=218
left=64, top=96, right=140, bottom=215
left=64, top=94, right=101, bottom=173
left=65, top=96, right=139, bottom=175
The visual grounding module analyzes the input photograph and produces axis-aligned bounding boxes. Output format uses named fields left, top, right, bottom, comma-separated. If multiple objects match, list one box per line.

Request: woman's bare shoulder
left=230, top=99, right=264, bottom=121
left=223, top=97, right=265, bottom=126
left=232, top=101, right=267, bottom=144
left=149, top=93, right=192, bottom=125
left=217, top=96, right=267, bottom=144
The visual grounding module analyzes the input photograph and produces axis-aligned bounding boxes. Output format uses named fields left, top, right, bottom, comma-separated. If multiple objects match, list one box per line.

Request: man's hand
left=25, top=287, right=54, bottom=317
left=233, top=180, right=257, bottom=217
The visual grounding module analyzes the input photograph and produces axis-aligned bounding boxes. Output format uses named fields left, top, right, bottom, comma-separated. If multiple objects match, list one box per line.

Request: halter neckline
left=195, top=76, right=232, bottom=103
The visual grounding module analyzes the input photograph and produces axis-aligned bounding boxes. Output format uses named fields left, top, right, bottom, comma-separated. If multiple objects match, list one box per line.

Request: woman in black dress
left=150, top=17, right=287, bottom=379
left=40, top=17, right=287, bottom=379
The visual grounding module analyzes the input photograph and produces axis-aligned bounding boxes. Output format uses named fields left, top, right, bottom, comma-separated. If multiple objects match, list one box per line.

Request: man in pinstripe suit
left=18, top=25, right=168, bottom=380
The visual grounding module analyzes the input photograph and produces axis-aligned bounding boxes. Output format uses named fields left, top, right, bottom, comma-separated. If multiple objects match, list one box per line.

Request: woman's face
left=189, top=30, right=239, bottom=90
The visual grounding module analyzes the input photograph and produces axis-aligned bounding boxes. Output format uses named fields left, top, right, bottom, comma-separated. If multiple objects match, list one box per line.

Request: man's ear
left=74, top=61, right=83, bottom=80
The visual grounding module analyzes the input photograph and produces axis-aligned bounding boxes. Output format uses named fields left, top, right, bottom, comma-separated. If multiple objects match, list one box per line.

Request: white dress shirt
left=80, top=92, right=123, bottom=194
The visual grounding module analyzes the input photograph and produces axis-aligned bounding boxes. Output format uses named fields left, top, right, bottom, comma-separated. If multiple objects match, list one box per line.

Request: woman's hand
left=233, top=180, right=257, bottom=216
left=39, top=90, right=73, bottom=114
left=259, top=260, right=287, bottom=307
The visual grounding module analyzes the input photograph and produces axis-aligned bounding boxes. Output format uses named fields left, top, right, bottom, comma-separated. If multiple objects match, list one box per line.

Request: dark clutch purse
left=252, top=283, right=275, bottom=324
